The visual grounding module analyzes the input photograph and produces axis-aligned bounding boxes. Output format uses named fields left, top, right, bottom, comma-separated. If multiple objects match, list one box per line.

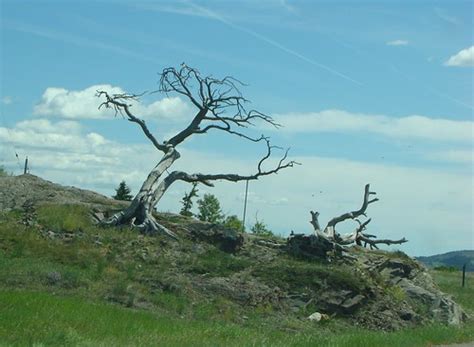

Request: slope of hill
left=0, top=174, right=472, bottom=346
left=0, top=173, right=126, bottom=211
left=417, top=251, right=474, bottom=272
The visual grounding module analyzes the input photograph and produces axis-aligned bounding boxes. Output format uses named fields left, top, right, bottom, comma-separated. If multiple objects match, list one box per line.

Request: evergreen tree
left=197, top=194, right=224, bottom=223
left=179, top=182, right=199, bottom=217
left=113, top=181, right=133, bottom=201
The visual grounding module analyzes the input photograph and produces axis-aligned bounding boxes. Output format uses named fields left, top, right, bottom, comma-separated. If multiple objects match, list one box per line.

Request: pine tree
left=179, top=182, right=199, bottom=217
left=197, top=194, right=224, bottom=223
left=113, top=181, right=133, bottom=201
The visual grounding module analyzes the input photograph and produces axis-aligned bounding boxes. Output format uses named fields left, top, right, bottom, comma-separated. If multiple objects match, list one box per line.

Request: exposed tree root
left=309, top=184, right=407, bottom=253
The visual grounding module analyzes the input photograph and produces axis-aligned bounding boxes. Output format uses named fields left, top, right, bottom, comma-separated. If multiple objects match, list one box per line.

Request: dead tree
left=97, top=64, right=297, bottom=238
left=310, top=184, right=407, bottom=250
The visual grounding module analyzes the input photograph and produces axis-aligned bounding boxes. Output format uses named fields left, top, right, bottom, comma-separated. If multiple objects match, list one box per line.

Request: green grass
left=1, top=290, right=473, bottom=347
left=0, top=204, right=473, bottom=346
left=182, top=248, right=253, bottom=276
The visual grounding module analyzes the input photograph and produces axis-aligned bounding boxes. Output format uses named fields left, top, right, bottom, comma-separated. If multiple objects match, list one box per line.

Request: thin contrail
left=389, top=64, right=474, bottom=111
left=6, top=21, right=159, bottom=65
left=186, top=2, right=363, bottom=86
left=186, top=2, right=472, bottom=111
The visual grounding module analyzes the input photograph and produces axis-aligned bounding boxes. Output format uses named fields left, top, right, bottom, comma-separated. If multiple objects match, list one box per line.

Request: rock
left=187, top=223, right=244, bottom=253
left=358, top=251, right=468, bottom=328
left=46, top=271, right=62, bottom=285
left=315, top=289, right=367, bottom=314
left=308, top=312, right=329, bottom=322
left=286, top=234, right=336, bottom=260
left=341, top=294, right=366, bottom=310
left=91, top=211, right=106, bottom=224
left=308, top=312, right=322, bottom=321
left=398, top=278, right=467, bottom=325
left=197, top=276, right=283, bottom=306
left=380, top=258, right=413, bottom=280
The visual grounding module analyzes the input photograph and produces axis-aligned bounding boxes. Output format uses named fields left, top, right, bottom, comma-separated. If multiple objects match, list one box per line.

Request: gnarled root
left=100, top=202, right=178, bottom=240
left=132, top=212, right=178, bottom=240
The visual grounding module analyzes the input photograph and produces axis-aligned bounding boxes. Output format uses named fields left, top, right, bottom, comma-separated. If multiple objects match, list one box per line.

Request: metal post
left=23, top=156, right=28, bottom=174
left=462, top=263, right=466, bottom=288
left=242, top=179, right=249, bottom=231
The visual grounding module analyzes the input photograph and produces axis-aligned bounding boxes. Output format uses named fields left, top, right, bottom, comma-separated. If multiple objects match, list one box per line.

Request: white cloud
left=2, top=96, right=13, bottom=105
left=0, top=118, right=109, bottom=152
left=445, top=46, right=474, bottom=67
left=34, top=85, right=191, bottom=120
left=386, top=40, right=409, bottom=46
left=271, top=110, right=473, bottom=143
left=0, top=118, right=154, bottom=185
left=16, top=118, right=82, bottom=134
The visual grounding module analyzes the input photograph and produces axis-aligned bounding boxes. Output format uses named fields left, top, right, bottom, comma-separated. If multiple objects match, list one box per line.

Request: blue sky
left=1, top=0, right=472, bottom=256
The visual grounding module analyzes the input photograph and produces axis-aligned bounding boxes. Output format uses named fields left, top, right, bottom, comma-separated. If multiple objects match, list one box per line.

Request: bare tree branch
left=310, top=211, right=322, bottom=232
left=358, top=235, right=408, bottom=249
left=96, top=91, right=169, bottom=153
left=326, top=184, right=379, bottom=229
left=166, top=142, right=299, bottom=185
left=158, top=63, right=281, bottom=147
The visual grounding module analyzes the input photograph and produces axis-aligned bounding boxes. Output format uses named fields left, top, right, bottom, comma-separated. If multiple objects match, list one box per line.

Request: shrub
left=0, top=166, right=12, bottom=177
left=223, top=215, right=244, bottom=232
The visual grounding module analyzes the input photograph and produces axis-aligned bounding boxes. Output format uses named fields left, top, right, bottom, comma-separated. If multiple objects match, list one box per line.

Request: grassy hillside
left=0, top=202, right=472, bottom=346
left=417, top=251, right=474, bottom=272
left=0, top=171, right=473, bottom=347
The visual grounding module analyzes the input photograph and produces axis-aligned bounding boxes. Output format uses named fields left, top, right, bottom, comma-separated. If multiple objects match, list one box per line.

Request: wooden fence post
left=23, top=156, right=28, bottom=174
left=462, top=263, right=466, bottom=288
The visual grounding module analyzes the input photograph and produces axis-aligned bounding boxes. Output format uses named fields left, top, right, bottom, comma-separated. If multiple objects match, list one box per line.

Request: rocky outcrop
left=286, top=233, right=338, bottom=259
left=0, top=174, right=125, bottom=211
left=356, top=252, right=468, bottom=329
left=186, top=222, right=244, bottom=253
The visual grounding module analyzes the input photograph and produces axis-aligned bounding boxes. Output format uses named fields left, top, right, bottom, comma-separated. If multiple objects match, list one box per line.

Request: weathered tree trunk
left=97, top=64, right=297, bottom=239
left=103, top=148, right=180, bottom=238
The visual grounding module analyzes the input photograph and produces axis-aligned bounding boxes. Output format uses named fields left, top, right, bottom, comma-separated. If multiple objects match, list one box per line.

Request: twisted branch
left=97, top=91, right=169, bottom=153
left=309, top=184, right=407, bottom=251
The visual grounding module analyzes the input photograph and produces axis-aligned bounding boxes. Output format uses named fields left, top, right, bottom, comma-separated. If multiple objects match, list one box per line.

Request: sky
left=0, top=0, right=472, bottom=256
